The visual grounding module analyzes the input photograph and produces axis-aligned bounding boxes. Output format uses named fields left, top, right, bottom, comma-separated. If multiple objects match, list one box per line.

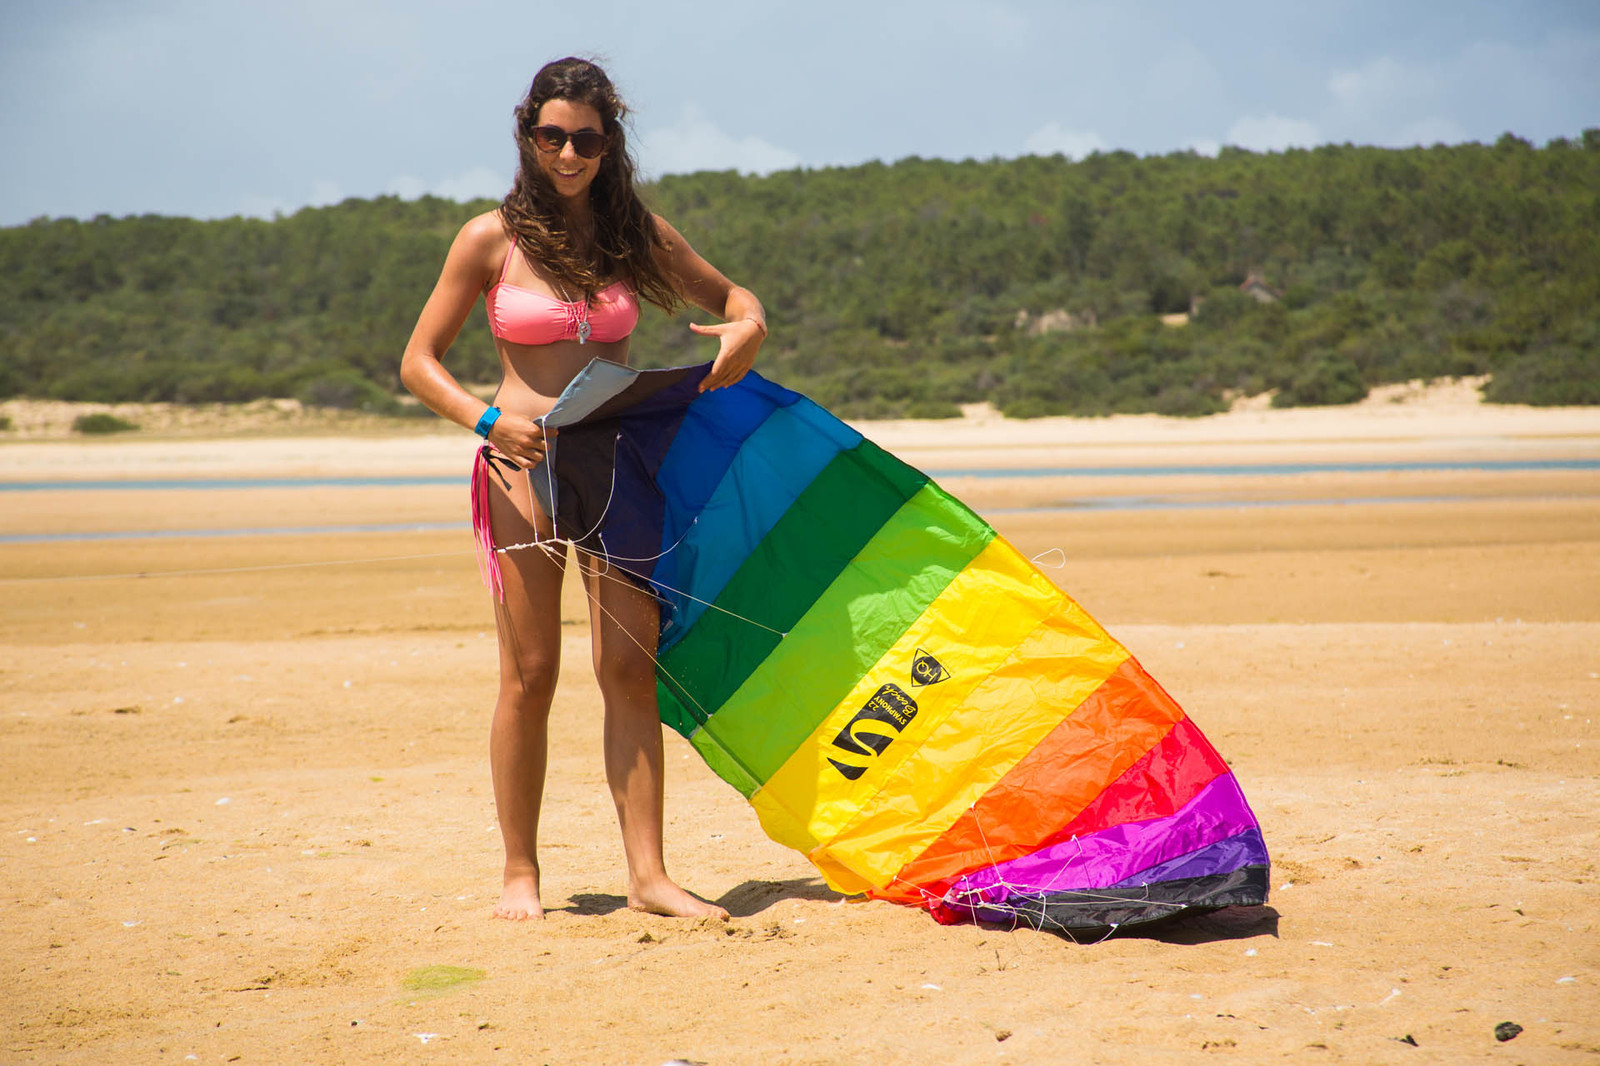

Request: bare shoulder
left=652, top=213, right=687, bottom=249
left=459, top=209, right=511, bottom=254
left=446, top=210, right=511, bottom=280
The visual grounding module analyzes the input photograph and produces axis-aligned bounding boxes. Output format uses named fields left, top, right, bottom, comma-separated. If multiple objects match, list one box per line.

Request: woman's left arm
left=653, top=215, right=766, bottom=392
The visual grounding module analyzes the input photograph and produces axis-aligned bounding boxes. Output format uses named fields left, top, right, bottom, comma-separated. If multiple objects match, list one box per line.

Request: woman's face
left=533, top=98, right=607, bottom=204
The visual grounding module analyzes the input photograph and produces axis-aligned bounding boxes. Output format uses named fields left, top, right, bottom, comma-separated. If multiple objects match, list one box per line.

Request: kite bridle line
left=559, top=547, right=771, bottom=792
left=513, top=408, right=778, bottom=753
left=967, top=802, right=1042, bottom=935
left=505, top=433, right=790, bottom=638
left=4, top=514, right=788, bottom=650
left=531, top=421, right=623, bottom=549
left=505, top=426, right=790, bottom=639
left=936, top=801, right=1189, bottom=942
left=876, top=807, right=1107, bottom=943
left=494, top=534, right=789, bottom=641
left=530, top=443, right=877, bottom=814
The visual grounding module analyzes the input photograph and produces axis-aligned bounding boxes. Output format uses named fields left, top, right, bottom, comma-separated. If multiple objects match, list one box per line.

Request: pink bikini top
left=485, top=241, right=639, bottom=345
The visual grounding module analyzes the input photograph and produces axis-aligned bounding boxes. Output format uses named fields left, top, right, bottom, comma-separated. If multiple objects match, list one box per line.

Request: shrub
left=1192, top=288, right=1253, bottom=328
left=997, top=396, right=1065, bottom=419
left=1147, top=273, right=1191, bottom=315
left=1413, top=240, right=1480, bottom=289
left=1151, top=384, right=1226, bottom=417
left=72, top=412, right=139, bottom=434
left=1272, top=356, right=1368, bottom=407
left=829, top=394, right=899, bottom=420
left=1484, top=347, right=1600, bottom=405
left=294, top=370, right=398, bottom=413
left=1282, top=283, right=1316, bottom=310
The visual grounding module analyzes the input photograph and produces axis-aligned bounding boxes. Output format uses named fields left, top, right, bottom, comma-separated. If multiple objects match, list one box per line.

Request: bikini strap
left=498, top=238, right=518, bottom=285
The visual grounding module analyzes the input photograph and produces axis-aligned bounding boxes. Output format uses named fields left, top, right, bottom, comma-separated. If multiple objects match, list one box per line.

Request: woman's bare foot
left=629, top=877, right=729, bottom=919
left=493, top=865, right=544, bottom=920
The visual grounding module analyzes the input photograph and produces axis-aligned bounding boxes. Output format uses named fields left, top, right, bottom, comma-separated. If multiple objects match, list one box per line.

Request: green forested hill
left=3, top=132, right=1597, bottom=418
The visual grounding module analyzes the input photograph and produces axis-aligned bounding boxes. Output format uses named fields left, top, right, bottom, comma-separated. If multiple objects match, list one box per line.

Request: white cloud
left=635, top=104, right=802, bottom=178
left=386, top=166, right=507, bottom=203
left=308, top=179, right=343, bottom=206
left=237, top=179, right=341, bottom=219
left=1323, top=34, right=1600, bottom=147
left=1023, top=121, right=1107, bottom=160
left=386, top=174, right=428, bottom=200
left=434, top=166, right=507, bottom=202
left=1325, top=54, right=1462, bottom=145
left=1327, top=55, right=1425, bottom=116
left=1224, top=114, right=1321, bottom=151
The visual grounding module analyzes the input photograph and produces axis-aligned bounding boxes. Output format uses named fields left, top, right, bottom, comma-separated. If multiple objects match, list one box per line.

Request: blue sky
left=2, top=0, right=1597, bottom=226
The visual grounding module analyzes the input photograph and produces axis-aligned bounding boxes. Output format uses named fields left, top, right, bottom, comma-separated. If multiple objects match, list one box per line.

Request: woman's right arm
left=399, top=214, right=549, bottom=466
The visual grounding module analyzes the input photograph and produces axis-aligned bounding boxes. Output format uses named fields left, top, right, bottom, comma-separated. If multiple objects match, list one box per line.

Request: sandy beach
left=3, top=386, right=1598, bottom=1064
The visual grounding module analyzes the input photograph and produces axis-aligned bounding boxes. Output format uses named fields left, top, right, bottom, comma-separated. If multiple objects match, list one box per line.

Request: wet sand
left=2, top=395, right=1598, bottom=1063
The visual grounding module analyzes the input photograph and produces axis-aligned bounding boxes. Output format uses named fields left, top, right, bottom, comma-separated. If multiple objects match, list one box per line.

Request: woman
left=400, top=57, right=766, bottom=920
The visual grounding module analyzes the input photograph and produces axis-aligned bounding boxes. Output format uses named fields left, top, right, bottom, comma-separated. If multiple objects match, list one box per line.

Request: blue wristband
left=473, top=405, right=501, bottom=439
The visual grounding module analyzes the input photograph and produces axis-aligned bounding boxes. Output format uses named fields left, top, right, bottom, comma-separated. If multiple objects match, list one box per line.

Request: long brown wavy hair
left=500, top=58, right=681, bottom=313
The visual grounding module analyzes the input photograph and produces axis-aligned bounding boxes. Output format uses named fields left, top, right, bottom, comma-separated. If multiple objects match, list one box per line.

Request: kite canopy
left=524, top=360, right=1269, bottom=933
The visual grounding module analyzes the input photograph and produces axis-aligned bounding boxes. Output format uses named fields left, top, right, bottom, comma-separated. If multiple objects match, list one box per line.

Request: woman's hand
left=486, top=411, right=555, bottom=468
left=691, top=319, right=765, bottom=392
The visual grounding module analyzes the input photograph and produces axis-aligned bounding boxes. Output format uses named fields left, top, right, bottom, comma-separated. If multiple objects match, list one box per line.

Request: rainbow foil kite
left=527, top=360, right=1269, bottom=933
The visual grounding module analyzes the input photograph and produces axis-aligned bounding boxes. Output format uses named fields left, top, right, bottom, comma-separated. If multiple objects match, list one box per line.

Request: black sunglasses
left=531, top=125, right=608, bottom=159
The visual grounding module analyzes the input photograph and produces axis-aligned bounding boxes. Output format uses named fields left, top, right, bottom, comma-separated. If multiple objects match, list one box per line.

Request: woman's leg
left=486, top=464, right=566, bottom=920
left=578, top=552, right=728, bottom=919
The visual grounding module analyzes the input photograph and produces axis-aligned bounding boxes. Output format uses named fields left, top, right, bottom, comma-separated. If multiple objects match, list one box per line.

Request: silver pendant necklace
left=570, top=228, right=594, bottom=343
left=556, top=279, right=592, bottom=344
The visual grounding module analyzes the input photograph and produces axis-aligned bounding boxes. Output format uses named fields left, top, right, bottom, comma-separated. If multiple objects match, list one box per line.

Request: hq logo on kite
left=910, top=648, right=949, bottom=687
